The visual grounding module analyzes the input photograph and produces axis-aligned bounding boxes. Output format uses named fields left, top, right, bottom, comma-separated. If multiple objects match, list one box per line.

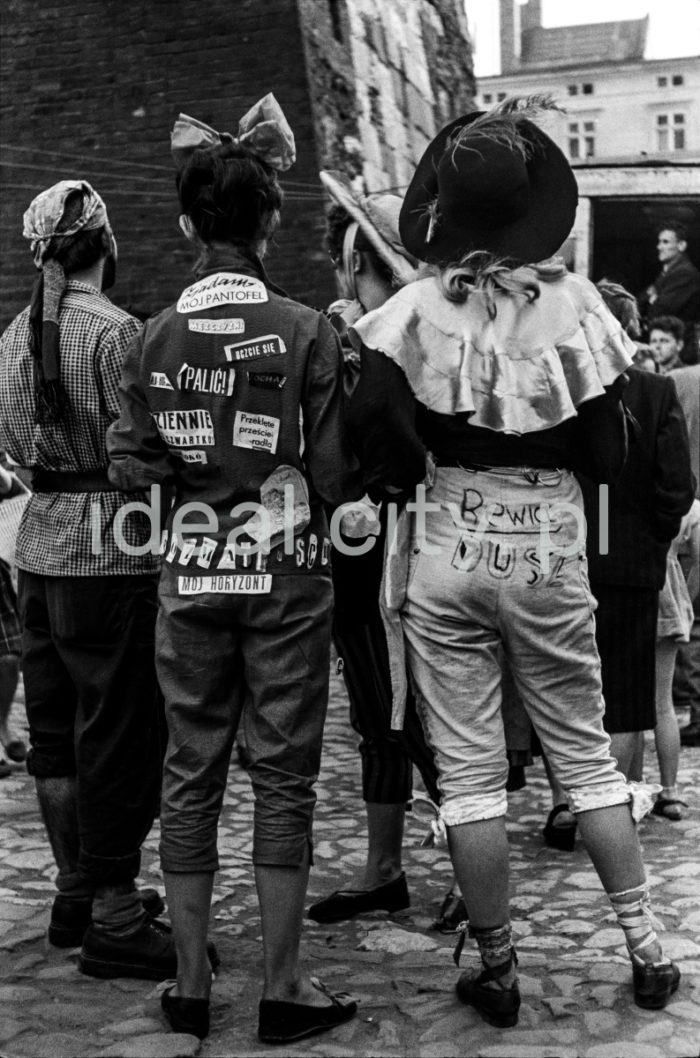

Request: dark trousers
left=157, top=571, right=333, bottom=871
left=334, top=607, right=440, bottom=805
left=19, top=571, right=163, bottom=884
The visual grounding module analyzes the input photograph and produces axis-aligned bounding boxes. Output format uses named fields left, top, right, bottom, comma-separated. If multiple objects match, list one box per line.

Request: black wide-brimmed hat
left=399, top=97, right=578, bottom=265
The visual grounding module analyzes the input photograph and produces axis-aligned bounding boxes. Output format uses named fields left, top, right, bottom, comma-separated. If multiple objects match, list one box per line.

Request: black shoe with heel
left=543, top=804, right=577, bottom=851
left=161, top=985, right=210, bottom=1039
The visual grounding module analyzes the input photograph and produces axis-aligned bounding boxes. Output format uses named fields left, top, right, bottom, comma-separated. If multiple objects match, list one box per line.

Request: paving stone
left=357, top=927, right=438, bottom=954
left=585, top=1044, right=671, bottom=1058
left=542, top=996, right=581, bottom=1017
left=2, top=684, right=700, bottom=1055
left=97, top=1032, right=201, bottom=1057
left=664, top=999, right=700, bottom=1022
left=590, top=984, right=620, bottom=1008
left=98, top=1016, right=166, bottom=1035
left=0, top=1018, right=25, bottom=1043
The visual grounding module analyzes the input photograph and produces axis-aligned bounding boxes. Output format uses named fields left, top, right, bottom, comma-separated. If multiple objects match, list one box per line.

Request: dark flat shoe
left=633, top=960, right=680, bottom=1009
left=543, top=804, right=577, bottom=851
left=258, top=977, right=357, bottom=1044
left=161, top=985, right=210, bottom=1039
left=4, top=739, right=26, bottom=763
left=430, top=887, right=468, bottom=933
left=651, top=796, right=687, bottom=821
left=307, top=872, right=409, bottom=923
left=456, top=950, right=520, bottom=1028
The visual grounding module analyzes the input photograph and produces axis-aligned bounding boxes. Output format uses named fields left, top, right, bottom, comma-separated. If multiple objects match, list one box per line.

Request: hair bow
left=171, top=93, right=296, bottom=172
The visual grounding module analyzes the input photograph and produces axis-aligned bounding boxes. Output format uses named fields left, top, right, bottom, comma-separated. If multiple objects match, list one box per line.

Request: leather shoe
left=258, top=977, right=357, bottom=1043
left=456, top=950, right=520, bottom=1028
left=633, top=959, right=680, bottom=1009
left=543, top=804, right=577, bottom=851
left=680, top=722, right=700, bottom=747
left=307, top=872, right=409, bottom=923
left=79, top=918, right=219, bottom=980
left=49, top=888, right=165, bottom=948
left=161, top=985, right=210, bottom=1039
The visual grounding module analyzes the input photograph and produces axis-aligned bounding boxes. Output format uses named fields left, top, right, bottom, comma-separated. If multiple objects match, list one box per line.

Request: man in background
left=640, top=223, right=700, bottom=363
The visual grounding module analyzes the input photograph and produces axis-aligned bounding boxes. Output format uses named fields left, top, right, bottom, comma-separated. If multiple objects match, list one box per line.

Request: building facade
left=478, top=0, right=700, bottom=168
left=0, top=0, right=475, bottom=327
left=474, top=0, right=700, bottom=316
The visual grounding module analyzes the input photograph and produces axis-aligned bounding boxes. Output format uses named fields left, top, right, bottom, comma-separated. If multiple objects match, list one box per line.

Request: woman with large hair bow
left=107, top=94, right=360, bottom=1044
left=348, top=97, right=680, bottom=1027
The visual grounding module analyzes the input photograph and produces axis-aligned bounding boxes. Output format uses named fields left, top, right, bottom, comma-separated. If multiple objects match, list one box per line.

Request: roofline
left=478, top=54, right=700, bottom=82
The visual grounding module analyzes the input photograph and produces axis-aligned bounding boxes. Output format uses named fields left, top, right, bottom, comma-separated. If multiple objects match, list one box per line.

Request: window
left=582, top=83, right=594, bottom=95
left=497, top=92, right=506, bottom=101
left=583, top=121, right=596, bottom=157
left=672, top=74, right=684, bottom=86
left=568, top=120, right=596, bottom=159
left=568, top=84, right=578, bottom=96
left=483, top=93, right=492, bottom=104
left=656, top=112, right=686, bottom=151
left=657, top=76, right=668, bottom=87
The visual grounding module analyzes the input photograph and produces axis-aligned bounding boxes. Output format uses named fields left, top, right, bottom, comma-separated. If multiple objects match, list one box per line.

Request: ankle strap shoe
left=456, top=950, right=520, bottom=1028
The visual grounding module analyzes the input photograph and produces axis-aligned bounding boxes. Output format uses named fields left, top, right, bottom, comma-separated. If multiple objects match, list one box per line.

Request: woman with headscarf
left=107, top=96, right=359, bottom=1044
left=347, top=97, right=679, bottom=1027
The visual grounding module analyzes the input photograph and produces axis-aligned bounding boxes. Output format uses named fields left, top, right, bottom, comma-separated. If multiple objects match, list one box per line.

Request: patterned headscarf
left=23, top=180, right=111, bottom=424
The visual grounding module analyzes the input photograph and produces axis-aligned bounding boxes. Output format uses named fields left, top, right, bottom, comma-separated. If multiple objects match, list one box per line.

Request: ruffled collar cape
left=350, top=261, right=635, bottom=435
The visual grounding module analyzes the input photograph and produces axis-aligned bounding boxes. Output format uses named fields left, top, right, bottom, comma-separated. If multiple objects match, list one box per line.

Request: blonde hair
left=440, top=251, right=540, bottom=318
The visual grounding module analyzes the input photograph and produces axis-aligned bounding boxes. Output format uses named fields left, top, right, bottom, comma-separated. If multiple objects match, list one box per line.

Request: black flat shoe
left=4, top=739, right=26, bottom=763
left=258, top=977, right=357, bottom=1044
left=456, top=950, right=520, bottom=1028
left=307, top=872, right=409, bottom=924
left=633, top=959, right=680, bottom=1009
left=543, top=804, right=577, bottom=851
left=161, top=985, right=210, bottom=1039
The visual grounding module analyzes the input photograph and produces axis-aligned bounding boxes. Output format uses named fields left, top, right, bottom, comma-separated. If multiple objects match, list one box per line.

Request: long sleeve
left=347, top=345, right=427, bottom=496
left=652, top=379, right=695, bottom=543
left=300, top=313, right=363, bottom=508
left=107, top=328, right=176, bottom=489
left=570, top=379, right=629, bottom=484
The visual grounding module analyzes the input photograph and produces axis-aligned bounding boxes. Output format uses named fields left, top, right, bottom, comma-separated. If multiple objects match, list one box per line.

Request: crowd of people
left=0, top=93, right=698, bottom=1044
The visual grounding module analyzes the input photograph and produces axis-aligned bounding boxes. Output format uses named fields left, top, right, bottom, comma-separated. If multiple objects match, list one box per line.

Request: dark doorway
left=591, top=196, right=700, bottom=302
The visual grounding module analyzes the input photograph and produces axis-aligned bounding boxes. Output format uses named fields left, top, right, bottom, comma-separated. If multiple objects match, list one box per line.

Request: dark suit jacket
left=642, top=253, right=700, bottom=327
left=578, top=368, right=695, bottom=590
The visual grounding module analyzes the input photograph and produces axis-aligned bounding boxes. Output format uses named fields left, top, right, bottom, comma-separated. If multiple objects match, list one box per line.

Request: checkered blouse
left=0, top=281, right=160, bottom=576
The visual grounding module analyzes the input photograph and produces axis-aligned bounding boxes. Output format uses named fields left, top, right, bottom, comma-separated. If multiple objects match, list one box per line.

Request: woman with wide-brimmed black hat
left=347, top=97, right=679, bottom=1028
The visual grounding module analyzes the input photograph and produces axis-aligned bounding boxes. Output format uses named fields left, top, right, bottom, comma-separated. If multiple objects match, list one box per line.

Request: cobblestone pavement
left=1, top=667, right=699, bottom=1058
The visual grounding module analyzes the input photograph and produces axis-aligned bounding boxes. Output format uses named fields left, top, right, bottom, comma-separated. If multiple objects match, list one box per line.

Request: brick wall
left=1, top=0, right=475, bottom=328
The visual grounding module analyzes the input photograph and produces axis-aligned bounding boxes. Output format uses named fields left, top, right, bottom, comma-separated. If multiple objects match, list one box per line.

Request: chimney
left=520, top=0, right=542, bottom=34
left=499, top=0, right=521, bottom=73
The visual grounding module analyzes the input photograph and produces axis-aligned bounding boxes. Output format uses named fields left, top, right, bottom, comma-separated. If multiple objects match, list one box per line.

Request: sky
left=466, top=0, right=700, bottom=76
